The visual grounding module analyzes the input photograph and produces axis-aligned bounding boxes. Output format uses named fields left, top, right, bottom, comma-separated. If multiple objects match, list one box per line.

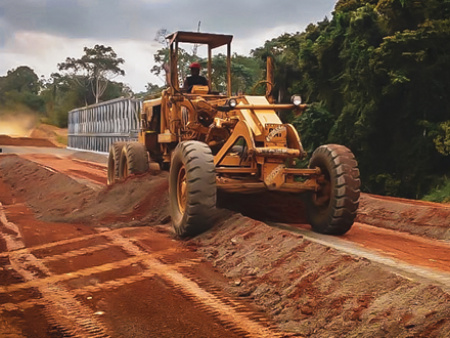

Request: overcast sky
left=0, top=0, right=337, bottom=92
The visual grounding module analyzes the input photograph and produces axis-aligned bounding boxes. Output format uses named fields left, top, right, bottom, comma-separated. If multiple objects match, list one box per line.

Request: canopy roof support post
left=227, top=42, right=231, bottom=97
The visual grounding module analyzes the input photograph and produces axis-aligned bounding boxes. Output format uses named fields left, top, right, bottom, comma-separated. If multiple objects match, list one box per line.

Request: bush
left=423, top=176, right=450, bottom=203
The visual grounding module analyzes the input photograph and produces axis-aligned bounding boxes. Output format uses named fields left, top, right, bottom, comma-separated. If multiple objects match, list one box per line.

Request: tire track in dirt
left=0, top=207, right=282, bottom=337
left=0, top=202, right=25, bottom=251
left=104, top=231, right=282, bottom=337
left=1, top=206, right=112, bottom=337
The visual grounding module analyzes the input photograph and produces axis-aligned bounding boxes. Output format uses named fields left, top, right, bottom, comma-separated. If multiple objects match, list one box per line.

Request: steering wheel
left=251, top=80, right=274, bottom=97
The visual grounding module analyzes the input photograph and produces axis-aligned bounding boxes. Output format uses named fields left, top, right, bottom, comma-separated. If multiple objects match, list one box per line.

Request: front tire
left=169, top=141, right=216, bottom=237
left=119, top=142, right=149, bottom=180
left=306, top=144, right=360, bottom=235
left=107, top=142, right=126, bottom=185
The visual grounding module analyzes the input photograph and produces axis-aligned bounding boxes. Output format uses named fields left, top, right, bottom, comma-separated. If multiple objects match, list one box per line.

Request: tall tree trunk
left=95, top=76, right=99, bottom=104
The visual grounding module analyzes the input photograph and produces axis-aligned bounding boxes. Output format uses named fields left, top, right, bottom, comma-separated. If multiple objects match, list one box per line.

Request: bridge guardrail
left=68, top=97, right=142, bottom=153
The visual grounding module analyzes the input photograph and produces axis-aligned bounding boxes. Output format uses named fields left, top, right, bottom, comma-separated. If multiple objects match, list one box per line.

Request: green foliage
left=335, top=0, right=378, bottom=13
left=292, top=102, right=334, bottom=153
left=257, top=0, right=450, bottom=200
left=151, top=47, right=170, bottom=81
left=423, top=176, right=450, bottom=203
left=434, top=121, right=450, bottom=156
left=1, top=66, right=40, bottom=94
left=209, top=53, right=259, bottom=94
left=252, top=33, right=303, bottom=102
left=39, top=73, right=82, bottom=127
left=30, top=45, right=129, bottom=127
left=141, top=83, right=168, bottom=98
left=53, top=134, right=68, bottom=146
left=371, top=173, right=402, bottom=196
left=0, top=66, right=45, bottom=113
left=39, top=72, right=130, bottom=127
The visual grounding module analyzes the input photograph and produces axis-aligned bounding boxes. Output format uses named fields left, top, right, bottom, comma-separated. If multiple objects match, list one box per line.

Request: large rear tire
left=306, top=144, right=360, bottom=235
left=169, top=141, right=216, bottom=237
left=107, top=142, right=126, bottom=185
left=119, top=142, right=149, bottom=180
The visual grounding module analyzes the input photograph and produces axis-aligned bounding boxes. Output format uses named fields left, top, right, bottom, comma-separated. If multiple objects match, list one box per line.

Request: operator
left=183, top=62, right=208, bottom=92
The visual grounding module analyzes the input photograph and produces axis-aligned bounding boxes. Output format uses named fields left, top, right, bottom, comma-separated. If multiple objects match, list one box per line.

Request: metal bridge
left=68, top=98, right=142, bottom=154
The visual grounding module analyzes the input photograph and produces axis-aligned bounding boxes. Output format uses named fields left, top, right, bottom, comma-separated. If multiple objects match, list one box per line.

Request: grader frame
left=108, top=31, right=361, bottom=237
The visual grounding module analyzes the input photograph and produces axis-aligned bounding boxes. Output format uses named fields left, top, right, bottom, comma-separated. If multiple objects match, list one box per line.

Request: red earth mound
left=0, top=135, right=58, bottom=148
left=1, top=153, right=449, bottom=337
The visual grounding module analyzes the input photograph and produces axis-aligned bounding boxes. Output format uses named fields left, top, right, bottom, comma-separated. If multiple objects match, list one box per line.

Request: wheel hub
left=313, top=175, right=331, bottom=207
left=122, top=160, right=129, bottom=179
left=177, top=166, right=187, bottom=214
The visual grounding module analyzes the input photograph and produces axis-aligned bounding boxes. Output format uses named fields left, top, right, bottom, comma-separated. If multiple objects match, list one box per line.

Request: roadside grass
left=423, top=176, right=450, bottom=203
left=56, top=134, right=68, bottom=146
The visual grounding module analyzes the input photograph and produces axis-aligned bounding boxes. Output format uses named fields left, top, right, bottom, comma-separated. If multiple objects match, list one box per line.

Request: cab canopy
left=166, top=31, right=234, bottom=95
left=166, top=31, right=233, bottom=49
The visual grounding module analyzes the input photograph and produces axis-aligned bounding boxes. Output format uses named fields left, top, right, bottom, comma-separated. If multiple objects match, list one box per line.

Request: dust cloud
left=0, top=111, right=37, bottom=136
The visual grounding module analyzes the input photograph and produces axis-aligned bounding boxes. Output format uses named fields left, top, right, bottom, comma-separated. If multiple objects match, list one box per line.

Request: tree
left=434, top=121, right=450, bottom=156
left=0, top=66, right=40, bottom=94
left=150, top=29, right=172, bottom=86
left=0, top=66, right=44, bottom=112
left=58, top=45, right=125, bottom=104
left=252, top=33, right=304, bottom=104
left=254, top=0, right=450, bottom=199
left=207, top=53, right=258, bottom=94
left=39, top=73, right=86, bottom=127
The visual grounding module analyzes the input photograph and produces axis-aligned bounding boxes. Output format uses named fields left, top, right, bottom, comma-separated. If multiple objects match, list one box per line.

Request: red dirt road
left=283, top=220, right=450, bottom=273
left=0, top=135, right=58, bottom=148
left=0, top=175, right=279, bottom=337
left=343, top=222, right=450, bottom=272
left=219, top=190, right=450, bottom=275
left=10, top=152, right=450, bottom=275
left=1, top=140, right=450, bottom=337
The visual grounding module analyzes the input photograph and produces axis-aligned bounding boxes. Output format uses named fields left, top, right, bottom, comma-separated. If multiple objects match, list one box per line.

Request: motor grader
left=107, top=31, right=360, bottom=237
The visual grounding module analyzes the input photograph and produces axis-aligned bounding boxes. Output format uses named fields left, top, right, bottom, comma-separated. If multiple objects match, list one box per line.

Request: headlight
left=291, top=95, right=302, bottom=106
left=228, top=98, right=237, bottom=108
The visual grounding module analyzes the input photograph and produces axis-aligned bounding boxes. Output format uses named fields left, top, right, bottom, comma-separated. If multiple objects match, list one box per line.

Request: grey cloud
left=0, top=0, right=336, bottom=90
left=0, top=0, right=336, bottom=42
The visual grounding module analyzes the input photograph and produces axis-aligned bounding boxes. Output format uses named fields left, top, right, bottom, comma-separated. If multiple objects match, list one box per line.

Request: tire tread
left=169, top=141, right=216, bottom=237
left=306, top=144, right=360, bottom=235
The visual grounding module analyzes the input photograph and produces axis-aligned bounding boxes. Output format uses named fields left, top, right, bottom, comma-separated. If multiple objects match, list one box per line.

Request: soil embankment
left=0, top=135, right=57, bottom=148
left=1, top=151, right=449, bottom=337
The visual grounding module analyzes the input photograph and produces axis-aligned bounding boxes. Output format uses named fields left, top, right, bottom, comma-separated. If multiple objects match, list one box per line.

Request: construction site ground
left=0, top=135, right=449, bottom=337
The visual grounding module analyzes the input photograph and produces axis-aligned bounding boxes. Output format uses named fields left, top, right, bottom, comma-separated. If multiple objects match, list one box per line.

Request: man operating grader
left=182, top=62, right=208, bottom=92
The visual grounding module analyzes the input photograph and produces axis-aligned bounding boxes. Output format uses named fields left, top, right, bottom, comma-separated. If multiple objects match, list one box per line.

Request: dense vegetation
left=0, top=0, right=448, bottom=201
left=250, top=0, right=450, bottom=200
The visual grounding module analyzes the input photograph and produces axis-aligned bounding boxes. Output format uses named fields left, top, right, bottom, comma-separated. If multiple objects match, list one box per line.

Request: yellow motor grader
left=107, top=31, right=360, bottom=237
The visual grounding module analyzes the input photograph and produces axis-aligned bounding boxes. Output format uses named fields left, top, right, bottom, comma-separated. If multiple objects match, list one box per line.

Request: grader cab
left=107, top=31, right=361, bottom=237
